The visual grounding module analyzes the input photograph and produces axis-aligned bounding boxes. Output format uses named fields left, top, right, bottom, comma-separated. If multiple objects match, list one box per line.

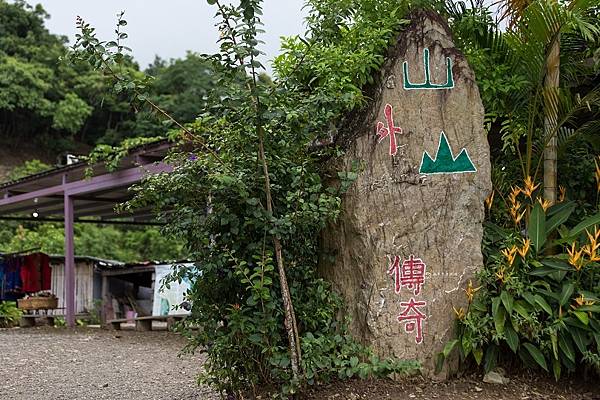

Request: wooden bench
left=19, top=312, right=90, bottom=328
left=19, top=314, right=55, bottom=327
left=108, top=314, right=187, bottom=331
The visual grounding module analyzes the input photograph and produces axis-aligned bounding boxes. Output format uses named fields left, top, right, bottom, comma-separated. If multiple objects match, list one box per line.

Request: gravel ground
left=0, top=326, right=218, bottom=400
left=1, top=327, right=598, bottom=400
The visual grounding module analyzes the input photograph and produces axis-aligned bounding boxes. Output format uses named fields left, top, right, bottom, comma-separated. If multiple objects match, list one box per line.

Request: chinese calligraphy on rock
left=387, top=254, right=427, bottom=344
left=397, top=298, right=427, bottom=344
left=376, top=103, right=402, bottom=156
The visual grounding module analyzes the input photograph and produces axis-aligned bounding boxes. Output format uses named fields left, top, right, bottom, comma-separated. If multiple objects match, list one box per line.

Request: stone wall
left=320, top=10, right=492, bottom=374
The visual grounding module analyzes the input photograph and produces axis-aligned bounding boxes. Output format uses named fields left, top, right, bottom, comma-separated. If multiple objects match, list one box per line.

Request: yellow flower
left=495, top=265, right=507, bottom=283
left=463, top=280, right=481, bottom=303
left=508, top=186, right=521, bottom=205
left=537, top=197, right=552, bottom=212
left=517, top=238, right=531, bottom=258
left=510, top=201, right=525, bottom=225
left=453, top=306, right=466, bottom=320
left=572, top=293, right=595, bottom=310
left=558, top=185, right=566, bottom=202
left=584, top=228, right=600, bottom=262
left=567, top=242, right=584, bottom=271
left=522, top=176, right=540, bottom=198
left=501, top=246, right=518, bottom=266
left=485, top=190, right=494, bottom=212
left=586, top=227, right=600, bottom=250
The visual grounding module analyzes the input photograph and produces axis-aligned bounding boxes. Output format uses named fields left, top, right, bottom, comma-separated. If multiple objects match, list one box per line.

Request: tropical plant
left=447, top=0, right=600, bottom=201
left=439, top=176, right=600, bottom=379
left=0, top=301, right=22, bottom=327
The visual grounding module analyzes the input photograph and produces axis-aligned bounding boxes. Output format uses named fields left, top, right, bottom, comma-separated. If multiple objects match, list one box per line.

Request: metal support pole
left=64, top=192, right=76, bottom=328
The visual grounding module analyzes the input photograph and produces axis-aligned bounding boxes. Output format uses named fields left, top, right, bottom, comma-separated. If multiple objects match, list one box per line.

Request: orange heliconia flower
left=501, top=246, right=518, bottom=266
left=567, top=242, right=584, bottom=271
left=517, top=238, right=531, bottom=258
left=572, top=294, right=595, bottom=312
left=583, top=227, right=600, bottom=262
left=453, top=306, right=466, bottom=320
left=537, top=197, right=552, bottom=212
left=522, top=176, right=540, bottom=198
left=558, top=185, right=566, bottom=202
left=495, top=265, right=507, bottom=283
left=485, top=190, right=494, bottom=212
left=510, top=201, right=525, bottom=224
left=463, top=280, right=481, bottom=303
left=508, top=186, right=521, bottom=205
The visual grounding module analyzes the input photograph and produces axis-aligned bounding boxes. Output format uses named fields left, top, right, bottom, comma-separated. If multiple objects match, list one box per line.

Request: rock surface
left=320, top=10, right=491, bottom=374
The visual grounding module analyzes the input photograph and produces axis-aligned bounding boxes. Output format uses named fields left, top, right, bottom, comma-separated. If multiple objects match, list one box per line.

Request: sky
left=32, top=0, right=307, bottom=72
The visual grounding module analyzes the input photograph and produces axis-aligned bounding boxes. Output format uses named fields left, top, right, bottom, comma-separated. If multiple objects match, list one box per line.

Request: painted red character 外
left=397, top=298, right=427, bottom=344
left=376, top=103, right=402, bottom=156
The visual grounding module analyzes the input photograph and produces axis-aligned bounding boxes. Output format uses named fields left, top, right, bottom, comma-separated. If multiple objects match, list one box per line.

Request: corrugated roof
left=0, top=138, right=171, bottom=189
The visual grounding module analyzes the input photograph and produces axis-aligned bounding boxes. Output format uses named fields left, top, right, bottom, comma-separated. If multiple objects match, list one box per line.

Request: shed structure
left=0, top=140, right=172, bottom=327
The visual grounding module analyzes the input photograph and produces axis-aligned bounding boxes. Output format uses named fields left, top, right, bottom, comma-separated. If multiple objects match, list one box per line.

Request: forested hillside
left=0, top=0, right=198, bottom=261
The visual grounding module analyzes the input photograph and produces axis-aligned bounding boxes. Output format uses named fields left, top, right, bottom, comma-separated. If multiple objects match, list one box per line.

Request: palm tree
left=452, top=0, right=600, bottom=194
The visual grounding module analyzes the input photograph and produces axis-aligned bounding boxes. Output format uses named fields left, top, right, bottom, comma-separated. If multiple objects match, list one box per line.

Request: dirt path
left=0, top=326, right=218, bottom=400
left=1, top=327, right=598, bottom=400
left=302, top=374, right=599, bottom=400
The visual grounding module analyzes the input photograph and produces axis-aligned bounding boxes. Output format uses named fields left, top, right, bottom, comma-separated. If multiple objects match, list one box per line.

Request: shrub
left=440, top=177, right=600, bottom=379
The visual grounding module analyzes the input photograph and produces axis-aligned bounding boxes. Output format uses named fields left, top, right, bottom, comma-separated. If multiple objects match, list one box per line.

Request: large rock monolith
left=320, top=10, right=491, bottom=374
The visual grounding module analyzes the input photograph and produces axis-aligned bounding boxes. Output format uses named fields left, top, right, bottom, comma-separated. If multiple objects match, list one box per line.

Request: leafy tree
left=448, top=0, right=600, bottom=211
left=68, top=0, right=421, bottom=395
left=1, top=222, right=183, bottom=263
left=6, top=159, right=51, bottom=181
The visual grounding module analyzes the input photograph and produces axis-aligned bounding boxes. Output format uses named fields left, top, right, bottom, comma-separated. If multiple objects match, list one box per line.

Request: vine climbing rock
left=320, top=9, right=491, bottom=376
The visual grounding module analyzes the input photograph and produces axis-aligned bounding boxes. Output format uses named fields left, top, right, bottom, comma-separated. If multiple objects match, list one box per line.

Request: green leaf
left=558, top=333, right=576, bottom=363
left=568, top=211, right=600, bottom=238
left=443, top=339, right=459, bottom=358
left=539, top=258, right=571, bottom=271
left=504, top=325, right=519, bottom=353
left=435, top=353, right=445, bottom=373
left=552, top=358, right=561, bottom=381
left=350, top=356, right=359, bottom=368
left=529, top=202, right=546, bottom=252
left=473, top=347, right=484, bottom=365
left=546, top=202, right=575, bottom=234
left=513, top=300, right=531, bottom=319
left=483, top=345, right=499, bottom=373
left=573, top=311, right=589, bottom=325
left=577, top=304, right=600, bottom=312
left=435, top=339, right=459, bottom=373
left=492, top=297, right=506, bottom=334
left=547, top=200, right=575, bottom=217
left=550, top=331, right=558, bottom=360
left=522, top=343, right=548, bottom=371
left=570, top=328, right=587, bottom=353
left=534, top=294, right=553, bottom=315
left=501, top=291, right=514, bottom=315
left=559, top=282, right=575, bottom=306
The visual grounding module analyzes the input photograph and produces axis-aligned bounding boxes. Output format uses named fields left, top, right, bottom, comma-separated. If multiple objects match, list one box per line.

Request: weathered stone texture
left=320, top=10, right=492, bottom=373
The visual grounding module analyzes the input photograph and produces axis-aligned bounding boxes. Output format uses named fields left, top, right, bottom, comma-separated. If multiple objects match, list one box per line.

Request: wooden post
left=101, top=275, right=108, bottom=326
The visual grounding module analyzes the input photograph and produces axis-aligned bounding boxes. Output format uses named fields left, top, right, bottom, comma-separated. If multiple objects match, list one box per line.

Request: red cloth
left=20, top=255, right=41, bottom=292
left=40, top=253, right=51, bottom=291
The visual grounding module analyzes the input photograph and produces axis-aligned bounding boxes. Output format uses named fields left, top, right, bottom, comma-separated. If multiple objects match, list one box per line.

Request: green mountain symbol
left=419, top=132, right=476, bottom=174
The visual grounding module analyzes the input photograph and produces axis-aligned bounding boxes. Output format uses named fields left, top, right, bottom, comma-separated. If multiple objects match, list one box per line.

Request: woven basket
left=18, top=296, right=58, bottom=310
